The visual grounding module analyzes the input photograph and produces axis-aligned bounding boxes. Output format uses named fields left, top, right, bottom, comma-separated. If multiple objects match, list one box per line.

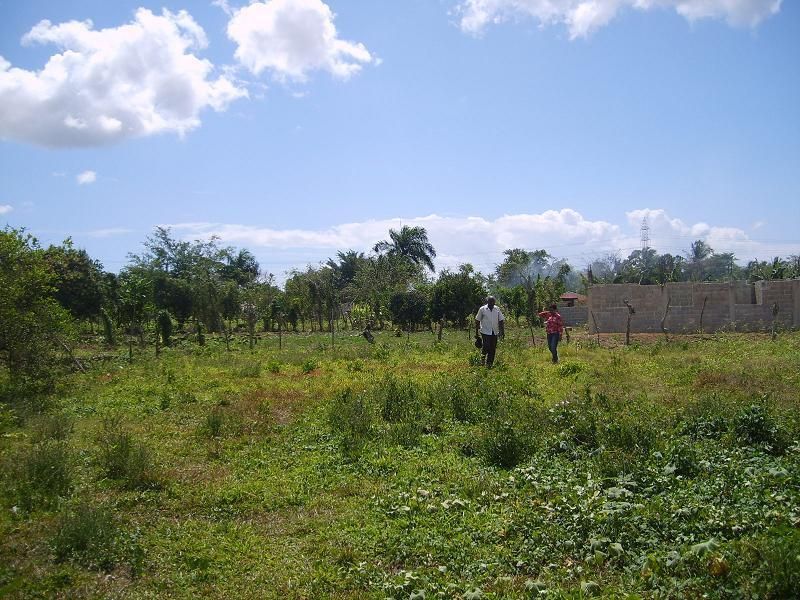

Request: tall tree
left=1, top=228, right=73, bottom=392
left=43, top=240, right=105, bottom=323
left=373, top=226, right=437, bottom=272
left=430, top=267, right=486, bottom=329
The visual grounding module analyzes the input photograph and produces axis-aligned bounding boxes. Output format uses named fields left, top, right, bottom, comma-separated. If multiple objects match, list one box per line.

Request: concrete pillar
left=728, top=282, right=736, bottom=329
left=793, top=279, right=800, bottom=329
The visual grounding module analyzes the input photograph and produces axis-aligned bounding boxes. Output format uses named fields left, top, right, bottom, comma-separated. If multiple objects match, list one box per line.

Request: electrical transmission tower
left=640, top=216, right=650, bottom=253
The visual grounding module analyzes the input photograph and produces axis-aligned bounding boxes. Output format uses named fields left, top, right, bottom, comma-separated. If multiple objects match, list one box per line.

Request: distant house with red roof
left=560, top=292, right=587, bottom=307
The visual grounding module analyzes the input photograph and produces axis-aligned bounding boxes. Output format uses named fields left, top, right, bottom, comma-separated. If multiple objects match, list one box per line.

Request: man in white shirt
left=475, top=296, right=505, bottom=368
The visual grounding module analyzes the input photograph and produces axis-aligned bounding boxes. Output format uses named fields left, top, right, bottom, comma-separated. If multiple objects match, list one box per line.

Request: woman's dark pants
left=547, top=332, right=560, bottom=363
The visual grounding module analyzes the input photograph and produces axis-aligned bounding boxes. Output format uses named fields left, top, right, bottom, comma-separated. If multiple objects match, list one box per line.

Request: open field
left=1, top=327, right=799, bottom=599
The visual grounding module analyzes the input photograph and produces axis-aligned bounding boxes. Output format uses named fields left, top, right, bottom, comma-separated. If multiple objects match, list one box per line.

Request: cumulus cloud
left=0, top=8, right=247, bottom=147
left=623, top=208, right=791, bottom=259
left=456, top=0, right=782, bottom=38
left=76, top=170, right=97, bottom=185
left=169, top=209, right=623, bottom=274
left=0, top=204, right=13, bottom=215
left=167, top=208, right=790, bottom=278
left=226, top=0, right=374, bottom=81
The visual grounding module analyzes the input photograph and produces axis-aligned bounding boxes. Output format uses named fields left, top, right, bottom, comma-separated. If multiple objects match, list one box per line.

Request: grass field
left=1, top=327, right=799, bottom=599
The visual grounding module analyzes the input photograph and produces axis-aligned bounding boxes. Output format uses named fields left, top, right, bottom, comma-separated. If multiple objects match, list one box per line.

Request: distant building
left=560, top=292, right=586, bottom=307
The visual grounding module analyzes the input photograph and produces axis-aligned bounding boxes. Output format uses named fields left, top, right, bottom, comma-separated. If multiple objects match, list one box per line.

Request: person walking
left=475, top=296, right=505, bottom=368
left=538, top=304, right=564, bottom=364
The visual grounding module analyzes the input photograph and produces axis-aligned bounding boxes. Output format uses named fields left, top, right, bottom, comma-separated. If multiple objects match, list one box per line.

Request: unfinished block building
left=560, top=280, right=800, bottom=334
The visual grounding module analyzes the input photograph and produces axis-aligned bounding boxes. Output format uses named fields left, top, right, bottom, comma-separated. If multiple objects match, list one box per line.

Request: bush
left=236, top=361, right=261, bottom=378
left=377, top=374, right=422, bottom=424
left=558, top=363, right=583, bottom=378
left=203, top=410, right=225, bottom=438
left=51, top=501, right=144, bottom=575
left=301, top=359, right=318, bottom=374
left=96, top=418, right=161, bottom=490
left=733, top=405, right=786, bottom=452
left=6, top=441, right=73, bottom=511
left=51, top=503, right=120, bottom=571
left=427, top=376, right=475, bottom=424
left=388, top=420, right=423, bottom=449
left=751, top=527, right=800, bottom=598
left=482, top=418, right=526, bottom=469
left=31, top=413, right=74, bottom=443
left=157, top=310, right=173, bottom=347
left=550, top=392, right=599, bottom=451
left=329, top=389, right=374, bottom=457
left=665, top=438, right=699, bottom=477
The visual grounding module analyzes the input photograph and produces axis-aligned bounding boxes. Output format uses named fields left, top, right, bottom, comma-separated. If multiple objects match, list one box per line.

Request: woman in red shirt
left=538, top=304, right=564, bottom=364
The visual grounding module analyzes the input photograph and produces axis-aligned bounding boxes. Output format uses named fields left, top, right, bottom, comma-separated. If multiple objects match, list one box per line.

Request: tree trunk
left=437, top=318, right=444, bottom=342
left=623, top=299, right=635, bottom=346
left=590, top=311, right=601, bottom=344
left=660, top=296, right=671, bottom=342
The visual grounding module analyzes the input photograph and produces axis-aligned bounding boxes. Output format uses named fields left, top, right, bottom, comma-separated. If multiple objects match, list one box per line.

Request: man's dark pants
left=547, top=332, right=560, bottom=364
left=481, top=333, right=498, bottom=367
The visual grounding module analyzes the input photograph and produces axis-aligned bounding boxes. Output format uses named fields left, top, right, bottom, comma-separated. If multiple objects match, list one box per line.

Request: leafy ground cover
left=1, top=328, right=798, bottom=598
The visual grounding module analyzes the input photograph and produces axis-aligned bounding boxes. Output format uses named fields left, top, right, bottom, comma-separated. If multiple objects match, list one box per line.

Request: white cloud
left=168, top=208, right=791, bottom=279
left=86, top=227, right=133, bottom=238
left=227, top=0, right=374, bottom=81
left=212, top=0, right=234, bottom=17
left=0, top=8, right=247, bottom=147
left=76, top=170, right=97, bottom=185
left=456, top=0, right=782, bottom=38
left=0, top=204, right=13, bottom=215
left=623, top=208, right=796, bottom=259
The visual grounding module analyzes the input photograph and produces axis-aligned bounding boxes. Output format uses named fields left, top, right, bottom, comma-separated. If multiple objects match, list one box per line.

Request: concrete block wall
left=559, top=306, right=589, bottom=327
left=586, top=280, right=799, bottom=333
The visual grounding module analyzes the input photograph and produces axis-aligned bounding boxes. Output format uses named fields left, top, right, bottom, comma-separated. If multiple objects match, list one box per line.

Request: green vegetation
left=1, top=328, right=798, bottom=598
left=2, top=223, right=799, bottom=597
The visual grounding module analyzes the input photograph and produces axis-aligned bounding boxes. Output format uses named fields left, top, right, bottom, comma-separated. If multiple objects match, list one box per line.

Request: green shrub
left=96, top=419, right=161, bottom=490
left=371, top=343, right=390, bottom=361
left=558, top=363, right=583, bottom=377
left=51, top=501, right=144, bottom=575
left=733, top=405, right=786, bottom=452
left=6, top=441, right=73, bottom=511
left=203, top=410, right=225, bottom=438
left=31, top=413, right=74, bottom=443
left=267, top=359, right=281, bottom=374
left=550, top=393, right=599, bottom=451
left=329, top=389, right=374, bottom=457
left=236, top=361, right=261, bottom=378
left=665, top=438, right=699, bottom=477
left=601, top=409, right=657, bottom=454
left=301, top=359, right=318, bottom=374
left=346, top=359, right=364, bottom=373
left=157, top=310, right=173, bottom=347
left=51, top=503, right=120, bottom=571
left=377, top=374, right=421, bottom=424
left=427, top=376, right=476, bottom=424
left=388, top=420, right=423, bottom=449
left=751, top=527, right=800, bottom=598
left=481, top=418, right=527, bottom=469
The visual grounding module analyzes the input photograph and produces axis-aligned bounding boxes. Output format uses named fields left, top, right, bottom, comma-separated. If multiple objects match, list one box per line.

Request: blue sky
left=1, top=0, right=798, bottom=281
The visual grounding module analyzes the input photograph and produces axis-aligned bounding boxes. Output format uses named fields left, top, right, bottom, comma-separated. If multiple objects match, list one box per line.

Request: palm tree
left=373, top=226, right=437, bottom=272
left=326, top=250, right=365, bottom=288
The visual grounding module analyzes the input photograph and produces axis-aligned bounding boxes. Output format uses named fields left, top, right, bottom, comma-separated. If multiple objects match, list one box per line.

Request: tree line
left=2, top=224, right=798, bottom=396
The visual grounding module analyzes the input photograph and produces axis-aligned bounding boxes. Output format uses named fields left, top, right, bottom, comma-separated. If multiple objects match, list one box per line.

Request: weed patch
left=96, top=418, right=161, bottom=490
left=51, top=502, right=143, bottom=574
left=4, top=441, right=73, bottom=512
